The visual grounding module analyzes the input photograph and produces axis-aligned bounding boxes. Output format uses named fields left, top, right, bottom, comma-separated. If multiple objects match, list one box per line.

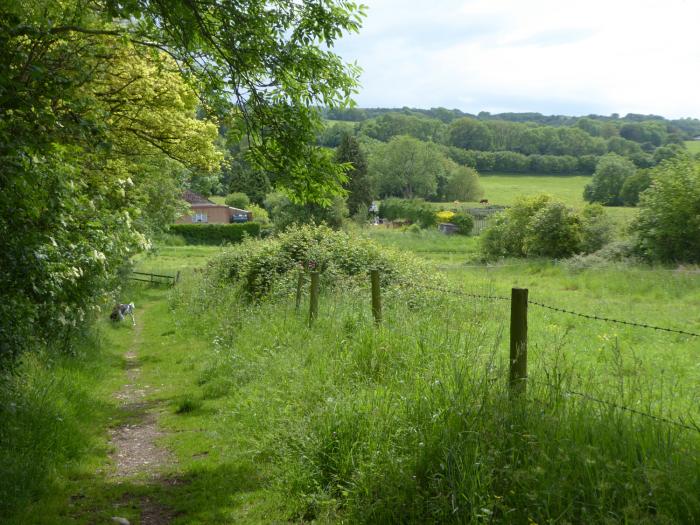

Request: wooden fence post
left=309, top=271, right=320, bottom=325
left=295, top=270, right=305, bottom=312
left=509, top=287, right=528, bottom=395
left=370, top=269, right=382, bottom=324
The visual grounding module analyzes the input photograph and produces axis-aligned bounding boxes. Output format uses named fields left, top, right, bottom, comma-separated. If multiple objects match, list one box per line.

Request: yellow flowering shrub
left=436, top=210, right=455, bottom=222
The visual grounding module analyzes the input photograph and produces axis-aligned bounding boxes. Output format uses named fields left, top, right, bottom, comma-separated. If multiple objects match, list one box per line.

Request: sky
left=331, top=0, right=700, bottom=119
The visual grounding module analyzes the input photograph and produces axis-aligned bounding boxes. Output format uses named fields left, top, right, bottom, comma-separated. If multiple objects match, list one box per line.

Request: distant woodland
left=317, top=107, right=700, bottom=175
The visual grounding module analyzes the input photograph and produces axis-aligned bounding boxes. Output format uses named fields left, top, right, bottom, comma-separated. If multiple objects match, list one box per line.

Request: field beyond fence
left=293, top=269, right=700, bottom=435
left=162, top=254, right=700, bottom=523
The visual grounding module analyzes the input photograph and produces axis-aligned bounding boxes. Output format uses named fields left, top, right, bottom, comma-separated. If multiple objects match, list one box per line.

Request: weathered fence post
left=295, top=270, right=305, bottom=312
left=309, top=271, right=320, bottom=324
left=370, top=269, right=382, bottom=324
left=509, top=287, right=528, bottom=395
left=175, top=271, right=181, bottom=286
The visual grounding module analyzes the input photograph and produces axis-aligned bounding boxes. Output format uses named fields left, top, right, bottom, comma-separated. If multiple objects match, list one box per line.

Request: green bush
left=450, top=212, right=474, bottom=235
left=378, top=198, right=436, bottom=227
left=632, top=156, right=700, bottom=263
left=169, top=223, right=260, bottom=245
left=523, top=202, right=582, bottom=258
left=620, top=170, right=652, bottom=206
left=206, top=224, right=441, bottom=299
left=224, top=192, right=250, bottom=209
left=579, top=204, right=613, bottom=253
left=247, top=203, right=270, bottom=225
left=481, top=194, right=552, bottom=258
left=481, top=195, right=612, bottom=259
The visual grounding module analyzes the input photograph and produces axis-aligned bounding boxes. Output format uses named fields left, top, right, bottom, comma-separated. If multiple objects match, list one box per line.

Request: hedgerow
left=169, top=223, right=260, bottom=244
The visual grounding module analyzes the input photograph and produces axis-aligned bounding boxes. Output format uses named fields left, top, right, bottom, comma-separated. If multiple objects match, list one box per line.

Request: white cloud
left=332, top=0, right=700, bottom=118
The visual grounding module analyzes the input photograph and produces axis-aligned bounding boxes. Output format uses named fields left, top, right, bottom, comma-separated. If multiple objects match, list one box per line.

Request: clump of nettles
left=206, top=224, right=443, bottom=300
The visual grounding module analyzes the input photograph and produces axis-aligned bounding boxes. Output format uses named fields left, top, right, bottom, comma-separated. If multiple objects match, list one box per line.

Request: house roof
left=183, top=190, right=213, bottom=204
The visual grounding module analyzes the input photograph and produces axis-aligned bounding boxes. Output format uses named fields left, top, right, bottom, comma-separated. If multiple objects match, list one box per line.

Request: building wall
left=175, top=205, right=233, bottom=224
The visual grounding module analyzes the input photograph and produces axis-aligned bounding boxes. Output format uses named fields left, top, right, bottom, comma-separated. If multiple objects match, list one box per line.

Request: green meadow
left=685, top=140, right=700, bottom=154
left=6, top=229, right=699, bottom=523
left=3, top=171, right=690, bottom=524
left=478, top=173, right=590, bottom=206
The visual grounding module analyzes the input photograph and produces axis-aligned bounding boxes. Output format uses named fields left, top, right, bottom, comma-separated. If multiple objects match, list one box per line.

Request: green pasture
left=477, top=172, right=590, bottom=206
left=685, top=140, right=700, bottom=154
left=164, top=241, right=700, bottom=521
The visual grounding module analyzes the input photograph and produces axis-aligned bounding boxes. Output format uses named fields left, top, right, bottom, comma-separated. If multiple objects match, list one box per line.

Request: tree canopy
left=583, top=154, right=637, bottom=206
left=632, top=157, right=700, bottom=263
left=0, top=0, right=365, bottom=360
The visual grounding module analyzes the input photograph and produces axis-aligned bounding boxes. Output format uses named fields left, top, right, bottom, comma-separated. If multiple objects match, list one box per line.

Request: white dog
left=110, top=303, right=136, bottom=326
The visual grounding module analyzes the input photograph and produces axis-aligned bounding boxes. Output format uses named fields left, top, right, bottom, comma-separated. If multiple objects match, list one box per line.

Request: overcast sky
left=332, top=0, right=700, bottom=119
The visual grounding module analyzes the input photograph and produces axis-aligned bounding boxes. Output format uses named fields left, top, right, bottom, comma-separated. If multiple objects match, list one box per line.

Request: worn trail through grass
left=63, top=286, right=281, bottom=524
left=106, top=301, right=177, bottom=524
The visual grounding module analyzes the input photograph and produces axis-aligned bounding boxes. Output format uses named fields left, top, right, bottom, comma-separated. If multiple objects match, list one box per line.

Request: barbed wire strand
left=404, top=282, right=698, bottom=338
left=527, top=299, right=700, bottom=338
left=531, top=378, right=700, bottom=434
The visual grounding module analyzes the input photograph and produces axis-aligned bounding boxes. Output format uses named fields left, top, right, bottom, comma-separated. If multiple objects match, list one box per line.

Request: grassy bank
left=162, top=255, right=700, bottom=523
left=0, top=310, right=135, bottom=521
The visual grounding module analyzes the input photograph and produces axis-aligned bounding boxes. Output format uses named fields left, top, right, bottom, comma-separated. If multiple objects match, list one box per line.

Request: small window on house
left=192, top=212, right=208, bottom=223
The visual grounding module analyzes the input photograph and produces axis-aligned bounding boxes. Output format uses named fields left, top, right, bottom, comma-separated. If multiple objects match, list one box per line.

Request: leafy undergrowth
left=0, top=311, right=132, bottom=522
left=167, top=271, right=700, bottom=524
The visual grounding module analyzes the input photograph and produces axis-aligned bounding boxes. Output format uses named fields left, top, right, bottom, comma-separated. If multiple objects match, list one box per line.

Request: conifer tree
left=335, top=134, right=372, bottom=215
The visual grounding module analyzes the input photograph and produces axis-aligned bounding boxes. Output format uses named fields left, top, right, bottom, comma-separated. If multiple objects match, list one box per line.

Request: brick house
left=175, top=190, right=252, bottom=224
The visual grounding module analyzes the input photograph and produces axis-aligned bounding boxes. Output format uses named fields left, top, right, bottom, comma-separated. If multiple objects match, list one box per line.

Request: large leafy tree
left=370, top=136, right=444, bottom=199
left=583, top=154, right=637, bottom=206
left=443, top=166, right=482, bottom=202
left=448, top=117, right=494, bottom=151
left=0, top=0, right=364, bottom=359
left=632, top=157, right=700, bottom=263
left=104, top=0, right=364, bottom=202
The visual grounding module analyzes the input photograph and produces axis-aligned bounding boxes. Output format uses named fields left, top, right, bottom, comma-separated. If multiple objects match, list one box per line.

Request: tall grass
left=0, top=325, right=125, bottom=519
left=171, top=273, right=700, bottom=523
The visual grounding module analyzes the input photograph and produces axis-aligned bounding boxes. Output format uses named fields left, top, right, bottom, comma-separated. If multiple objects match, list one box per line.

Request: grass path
left=64, top=286, right=284, bottom=524
left=107, top=303, right=177, bottom=524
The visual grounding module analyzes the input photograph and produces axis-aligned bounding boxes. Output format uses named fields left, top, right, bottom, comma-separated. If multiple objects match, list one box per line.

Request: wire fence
left=527, top=299, right=700, bottom=338
left=411, top=282, right=700, bottom=338
left=295, top=271, right=700, bottom=435
left=530, top=377, right=700, bottom=434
